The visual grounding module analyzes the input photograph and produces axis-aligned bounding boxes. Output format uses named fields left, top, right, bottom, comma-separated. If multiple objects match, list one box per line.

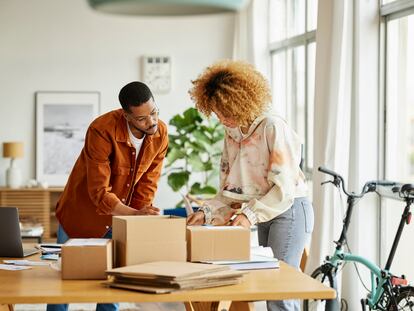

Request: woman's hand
left=187, top=211, right=205, bottom=225
left=230, top=214, right=251, bottom=228
left=230, top=202, right=242, bottom=209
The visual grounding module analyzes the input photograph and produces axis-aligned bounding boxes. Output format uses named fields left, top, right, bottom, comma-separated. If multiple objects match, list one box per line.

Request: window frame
left=268, top=0, right=317, bottom=177
left=379, top=0, right=414, bottom=266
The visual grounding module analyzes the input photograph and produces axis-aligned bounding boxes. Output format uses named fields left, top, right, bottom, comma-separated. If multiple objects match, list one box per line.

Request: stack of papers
left=105, top=261, right=247, bottom=294
left=36, top=244, right=62, bottom=261
left=201, top=246, right=279, bottom=270
left=3, top=259, right=50, bottom=266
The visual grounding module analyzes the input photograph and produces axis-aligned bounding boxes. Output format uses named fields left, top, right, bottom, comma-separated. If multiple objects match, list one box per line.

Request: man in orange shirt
left=47, top=81, right=168, bottom=311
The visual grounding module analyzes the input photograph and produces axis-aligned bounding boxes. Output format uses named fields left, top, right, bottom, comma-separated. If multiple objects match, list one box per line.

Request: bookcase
left=0, top=187, right=64, bottom=239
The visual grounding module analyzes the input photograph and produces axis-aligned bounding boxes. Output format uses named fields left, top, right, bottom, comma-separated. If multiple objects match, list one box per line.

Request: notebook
left=0, top=207, right=39, bottom=257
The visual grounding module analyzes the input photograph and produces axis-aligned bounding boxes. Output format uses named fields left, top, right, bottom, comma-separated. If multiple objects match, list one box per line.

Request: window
left=381, top=0, right=414, bottom=281
left=268, top=0, right=317, bottom=176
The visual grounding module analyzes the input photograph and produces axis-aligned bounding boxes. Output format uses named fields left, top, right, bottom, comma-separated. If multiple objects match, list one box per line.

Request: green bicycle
left=303, top=167, right=414, bottom=311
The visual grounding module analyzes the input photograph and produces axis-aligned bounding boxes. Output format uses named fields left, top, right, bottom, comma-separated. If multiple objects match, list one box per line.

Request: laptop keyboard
left=23, top=248, right=39, bottom=257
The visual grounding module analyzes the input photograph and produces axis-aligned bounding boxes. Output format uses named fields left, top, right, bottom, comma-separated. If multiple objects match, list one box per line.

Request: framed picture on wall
left=35, top=92, right=100, bottom=186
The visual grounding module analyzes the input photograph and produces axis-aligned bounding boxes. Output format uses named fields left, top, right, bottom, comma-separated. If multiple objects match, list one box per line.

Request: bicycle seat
left=401, top=184, right=414, bottom=198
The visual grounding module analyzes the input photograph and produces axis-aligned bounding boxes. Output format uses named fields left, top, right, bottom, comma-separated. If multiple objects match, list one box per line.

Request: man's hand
left=111, top=202, right=160, bottom=216
left=187, top=211, right=205, bottom=225
left=230, top=214, right=251, bottom=228
left=133, top=205, right=160, bottom=215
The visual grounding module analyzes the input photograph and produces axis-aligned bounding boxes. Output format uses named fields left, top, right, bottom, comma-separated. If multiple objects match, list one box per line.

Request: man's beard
left=131, top=123, right=158, bottom=135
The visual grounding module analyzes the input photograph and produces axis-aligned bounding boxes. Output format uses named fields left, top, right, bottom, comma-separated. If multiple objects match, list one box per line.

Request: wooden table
left=0, top=255, right=335, bottom=311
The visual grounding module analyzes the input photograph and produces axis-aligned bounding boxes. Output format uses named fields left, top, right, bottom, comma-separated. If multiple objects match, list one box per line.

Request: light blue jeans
left=257, top=197, right=314, bottom=311
left=46, top=226, right=118, bottom=311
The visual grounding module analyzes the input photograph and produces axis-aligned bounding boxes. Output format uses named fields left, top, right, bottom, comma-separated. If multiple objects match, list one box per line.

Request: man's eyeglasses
left=128, top=108, right=159, bottom=123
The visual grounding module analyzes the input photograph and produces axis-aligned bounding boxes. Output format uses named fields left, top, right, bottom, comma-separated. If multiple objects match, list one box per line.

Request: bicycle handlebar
left=318, top=166, right=398, bottom=199
left=318, top=166, right=342, bottom=179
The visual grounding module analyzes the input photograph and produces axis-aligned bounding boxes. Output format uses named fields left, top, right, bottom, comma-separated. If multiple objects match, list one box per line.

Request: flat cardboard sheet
left=106, top=261, right=230, bottom=280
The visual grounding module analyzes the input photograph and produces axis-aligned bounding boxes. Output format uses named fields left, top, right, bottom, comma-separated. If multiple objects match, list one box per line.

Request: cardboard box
left=186, top=226, right=250, bottom=262
left=61, top=239, right=112, bottom=280
left=112, top=215, right=186, bottom=267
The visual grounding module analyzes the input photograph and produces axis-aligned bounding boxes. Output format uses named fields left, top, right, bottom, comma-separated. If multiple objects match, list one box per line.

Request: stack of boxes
left=61, top=215, right=250, bottom=280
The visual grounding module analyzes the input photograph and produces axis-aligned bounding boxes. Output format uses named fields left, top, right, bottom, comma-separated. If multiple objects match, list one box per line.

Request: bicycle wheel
left=387, top=286, right=414, bottom=311
left=303, top=266, right=338, bottom=311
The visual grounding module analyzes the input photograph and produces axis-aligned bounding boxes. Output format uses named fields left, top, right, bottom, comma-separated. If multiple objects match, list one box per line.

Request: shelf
left=0, top=188, right=64, bottom=239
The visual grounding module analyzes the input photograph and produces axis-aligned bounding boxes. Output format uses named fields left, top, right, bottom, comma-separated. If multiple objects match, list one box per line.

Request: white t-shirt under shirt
left=127, top=123, right=145, bottom=159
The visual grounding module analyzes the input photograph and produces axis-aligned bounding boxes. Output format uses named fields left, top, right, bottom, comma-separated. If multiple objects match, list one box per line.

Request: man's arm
left=83, top=126, right=120, bottom=214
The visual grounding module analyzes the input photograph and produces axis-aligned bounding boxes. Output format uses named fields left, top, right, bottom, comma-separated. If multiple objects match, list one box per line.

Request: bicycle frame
left=321, top=177, right=413, bottom=310
left=326, top=248, right=389, bottom=309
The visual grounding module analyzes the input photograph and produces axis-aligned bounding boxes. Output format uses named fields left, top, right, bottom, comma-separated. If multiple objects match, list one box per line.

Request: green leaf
left=169, top=114, right=186, bottom=128
left=203, top=162, right=213, bottom=171
left=188, top=153, right=205, bottom=172
left=187, top=140, right=207, bottom=153
left=166, top=148, right=186, bottom=165
left=190, top=183, right=217, bottom=195
left=183, top=107, right=203, bottom=123
left=167, top=171, right=190, bottom=192
left=193, top=129, right=211, bottom=144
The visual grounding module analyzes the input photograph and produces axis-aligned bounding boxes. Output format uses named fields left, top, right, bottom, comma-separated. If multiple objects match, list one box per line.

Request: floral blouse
left=200, top=113, right=307, bottom=225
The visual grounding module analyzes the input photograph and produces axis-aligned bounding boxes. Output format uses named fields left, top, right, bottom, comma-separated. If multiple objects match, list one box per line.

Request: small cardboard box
left=112, top=215, right=187, bottom=267
left=61, top=239, right=112, bottom=280
left=186, top=226, right=250, bottom=262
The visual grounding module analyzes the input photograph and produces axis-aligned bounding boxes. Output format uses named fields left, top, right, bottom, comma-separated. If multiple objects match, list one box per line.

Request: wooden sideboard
left=0, top=187, right=64, bottom=239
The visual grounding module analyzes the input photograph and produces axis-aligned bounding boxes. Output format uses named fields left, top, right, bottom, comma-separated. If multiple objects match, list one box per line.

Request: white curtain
left=232, top=0, right=270, bottom=79
left=310, top=0, right=380, bottom=309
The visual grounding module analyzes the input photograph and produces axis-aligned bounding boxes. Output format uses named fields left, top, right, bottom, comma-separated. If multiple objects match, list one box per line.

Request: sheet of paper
left=251, top=246, right=274, bottom=258
left=40, top=254, right=59, bottom=261
left=3, top=260, right=50, bottom=266
left=39, top=243, right=62, bottom=249
left=204, top=255, right=279, bottom=265
left=39, top=247, right=61, bottom=253
left=64, top=238, right=109, bottom=246
left=0, top=264, right=32, bottom=271
left=228, top=261, right=279, bottom=270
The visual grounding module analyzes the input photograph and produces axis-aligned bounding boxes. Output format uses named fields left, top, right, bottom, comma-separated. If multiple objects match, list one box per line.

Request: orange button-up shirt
left=56, top=109, right=168, bottom=238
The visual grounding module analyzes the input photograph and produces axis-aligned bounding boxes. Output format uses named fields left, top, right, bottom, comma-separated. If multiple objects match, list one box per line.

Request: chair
left=300, top=247, right=309, bottom=272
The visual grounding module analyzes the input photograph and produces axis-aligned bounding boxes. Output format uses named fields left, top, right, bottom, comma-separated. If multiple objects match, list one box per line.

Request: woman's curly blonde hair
left=189, top=60, right=271, bottom=126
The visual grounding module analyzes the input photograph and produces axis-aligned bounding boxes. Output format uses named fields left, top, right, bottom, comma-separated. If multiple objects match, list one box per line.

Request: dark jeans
left=46, top=225, right=118, bottom=311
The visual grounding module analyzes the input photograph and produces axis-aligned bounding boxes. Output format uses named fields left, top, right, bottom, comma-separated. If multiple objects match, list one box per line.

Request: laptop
left=0, top=207, right=39, bottom=257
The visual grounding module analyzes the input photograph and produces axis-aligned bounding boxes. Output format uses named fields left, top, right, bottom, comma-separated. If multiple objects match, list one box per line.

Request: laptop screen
left=0, top=207, right=25, bottom=257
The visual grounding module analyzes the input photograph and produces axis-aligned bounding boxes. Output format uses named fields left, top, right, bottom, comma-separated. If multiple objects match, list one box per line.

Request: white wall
left=0, top=0, right=235, bottom=208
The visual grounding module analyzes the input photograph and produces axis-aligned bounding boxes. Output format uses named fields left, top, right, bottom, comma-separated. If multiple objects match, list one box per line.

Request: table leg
left=0, top=305, right=14, bottom=311
left=229, top=301, right=255, bottom=311
left=184, top=301, right=254, bottom=311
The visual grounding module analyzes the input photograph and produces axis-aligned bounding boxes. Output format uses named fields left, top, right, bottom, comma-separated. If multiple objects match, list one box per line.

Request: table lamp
left=3, top=142, right=24, bottom=188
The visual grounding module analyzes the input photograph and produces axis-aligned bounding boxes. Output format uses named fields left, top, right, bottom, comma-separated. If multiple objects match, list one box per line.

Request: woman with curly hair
left=187, top=60, right=314, bottom=311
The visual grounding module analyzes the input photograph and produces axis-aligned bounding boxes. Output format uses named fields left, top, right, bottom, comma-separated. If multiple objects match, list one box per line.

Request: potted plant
left=163, top=107, right=224, bottom=216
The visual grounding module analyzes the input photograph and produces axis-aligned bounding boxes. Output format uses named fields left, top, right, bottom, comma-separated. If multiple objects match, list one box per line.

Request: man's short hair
left=119, top=81, right=154, bottom=112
